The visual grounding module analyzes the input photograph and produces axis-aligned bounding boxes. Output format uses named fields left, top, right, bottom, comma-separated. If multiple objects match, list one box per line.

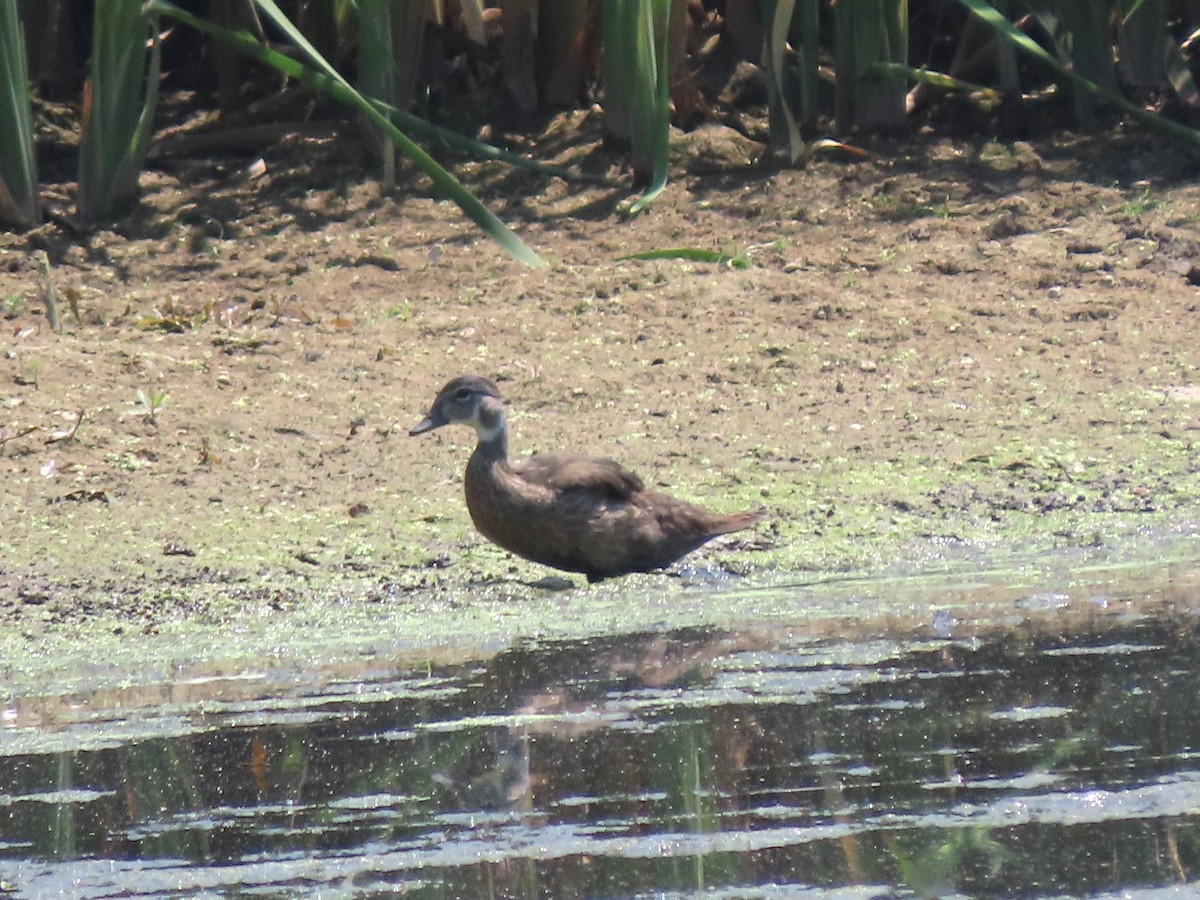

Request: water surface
left=2, top=575, right=1199, bottom=898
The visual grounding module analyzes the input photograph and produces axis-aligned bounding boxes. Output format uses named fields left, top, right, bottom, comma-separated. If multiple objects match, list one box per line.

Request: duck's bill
left=409, top=414, right=444, bottom=436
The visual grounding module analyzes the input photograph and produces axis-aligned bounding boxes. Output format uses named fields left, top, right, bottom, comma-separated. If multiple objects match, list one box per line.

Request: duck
left=410, top=375, right=761, bottom=583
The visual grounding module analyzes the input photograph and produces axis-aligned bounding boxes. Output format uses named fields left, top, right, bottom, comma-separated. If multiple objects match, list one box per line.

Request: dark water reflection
left=3, top=610, right=1200, bottom=897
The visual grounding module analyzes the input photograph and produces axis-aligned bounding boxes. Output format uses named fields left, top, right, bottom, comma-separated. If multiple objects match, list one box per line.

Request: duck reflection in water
left=431, top=730, right=531, bottom=811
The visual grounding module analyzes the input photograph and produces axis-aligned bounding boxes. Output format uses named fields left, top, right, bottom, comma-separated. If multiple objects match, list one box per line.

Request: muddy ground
left=2, top=114, right=1199, bottom=643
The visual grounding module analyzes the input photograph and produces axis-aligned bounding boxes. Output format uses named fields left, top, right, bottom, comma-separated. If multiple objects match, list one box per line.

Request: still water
left=2, top=581, right=1199, bottom=898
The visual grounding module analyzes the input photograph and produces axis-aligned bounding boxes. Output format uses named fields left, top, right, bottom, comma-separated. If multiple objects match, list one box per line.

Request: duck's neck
left=472, top=400, right=509, bottom=463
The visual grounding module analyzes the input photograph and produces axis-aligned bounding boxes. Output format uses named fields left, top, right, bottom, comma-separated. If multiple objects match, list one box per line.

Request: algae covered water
left=2, top=575, right=1199, bottom=898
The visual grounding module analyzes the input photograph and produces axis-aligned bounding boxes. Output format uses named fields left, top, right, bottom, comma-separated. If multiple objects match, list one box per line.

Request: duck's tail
left=708, top=509, right=763, bottom=536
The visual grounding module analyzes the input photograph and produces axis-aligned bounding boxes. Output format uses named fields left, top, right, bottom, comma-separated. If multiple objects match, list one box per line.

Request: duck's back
left=513, top=453, right=644, bottom=498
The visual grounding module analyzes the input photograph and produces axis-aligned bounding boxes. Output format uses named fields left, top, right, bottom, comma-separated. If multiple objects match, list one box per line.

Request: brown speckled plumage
left=410, top=375, right=760, bottom=583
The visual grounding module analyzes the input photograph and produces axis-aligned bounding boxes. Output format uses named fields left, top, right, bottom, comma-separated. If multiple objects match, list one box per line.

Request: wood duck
left=410, top=375, right=761, bottom=583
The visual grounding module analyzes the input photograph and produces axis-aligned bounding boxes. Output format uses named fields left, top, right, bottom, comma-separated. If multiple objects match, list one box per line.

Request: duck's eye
left=454, top=388, right=471, bottom=401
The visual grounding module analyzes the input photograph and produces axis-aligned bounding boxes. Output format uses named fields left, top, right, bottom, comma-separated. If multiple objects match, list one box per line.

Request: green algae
left=2, top=519, right=1197, bottom=709
left=3, top=406, right=1198, bottom=704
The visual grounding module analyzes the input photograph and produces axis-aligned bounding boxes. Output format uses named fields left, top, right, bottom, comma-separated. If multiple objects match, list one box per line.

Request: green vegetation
left=958, top=0, right=1200, bottom=149
left=603, top=0, right=672, bottom=213
left=136, top=386, right=168, bottom=424
left=5, top=1, right=1200, bottom=237
left=617, top=247, right=753, bottom=268
left=77, top=0, right=161, bottom=223
left=146, top=0, right=547, bottom=267
left=0, top=0, right=37, bottom=226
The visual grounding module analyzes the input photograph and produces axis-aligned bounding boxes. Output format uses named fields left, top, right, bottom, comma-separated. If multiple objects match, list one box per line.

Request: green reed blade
left=0, top=0, right=39, bottom=226
left=1059, top=0, right=1116, bottom=124
left=603, top=0, right=671, bottom=214
left=617, top=247, right=751, bottom=268
left=868, top=61, right=1000, bottom=99
left=370, top=97, right=611, bottom=184
left=834, top=0, right=908, bottom=132
left=628, top=0, right=670, bottom=213
left=78, top=0, right=160, bottom=223
left=1119, top=0, right=1165, bottom=87
left=355, top=0, right=396, bottom=114
left=792, top=0, right=820, bottom=129
left=958, top=0, right=1200, bottom=149
left=147, top=0, right=545, bottom=267
left=758, top=0, right=822, bottom=152
left=600, top=1, right=632, bottom=143
left=760, top=0, right=804, bottom=162
left=355, top=0, right=398, bottom=185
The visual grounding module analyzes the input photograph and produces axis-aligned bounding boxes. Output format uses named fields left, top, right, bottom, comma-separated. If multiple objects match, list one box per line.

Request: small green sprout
left=137, top=386, right=167, bottom=424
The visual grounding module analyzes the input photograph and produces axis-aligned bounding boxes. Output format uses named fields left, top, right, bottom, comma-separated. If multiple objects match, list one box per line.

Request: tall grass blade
left=879, top=0, right=910, bottom=126
left=1059, top=0, right=1116, bottom=124
left=209, top=0, right=258, bottom=111
left=629, top=0, right=670, bottom=211
left=78, top=0, right=161, bottom=223
left=957, top=0, right=1200, bottom=148
left=792, top=0, right=820, bottom=129
left=356, top=0, right=398, bottom=185
left=756, top=0, right=823, bottom=148
left=1120, top=0, right=1200, bottom=114
left=832, top=0, right=852, bottom=133
left=356, top=0, right=396, bottom=111
left=617, top=247, right=751, bottom=268
left=760, top=0, right=803, bottom=161
left=373, top=97, right=610, bottom=183
left=355, top=0, right=426, bottom=187
left=868, top=61, right=1000, bottom=99
left=601, top=2, right=633, bottom=144
left=1119, top=0, right=1165, bottom=87
left=834, top=0, right=908, bottom=131
left=0, top=0, right=40, bottom=226
left=539, top=1, right=592, bottom=108
left=457, top=0, right=485, bottom=43
left=147, top=0, right=546, bottom=267
left=603, top=0, right=671, bottom=213
left=991, top=0, right=1019, bottom=92
left=387, top=0, right=427, bottom=116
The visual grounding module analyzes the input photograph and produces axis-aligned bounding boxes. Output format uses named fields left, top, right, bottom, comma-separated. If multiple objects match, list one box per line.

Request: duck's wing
left=513, top=453, right=644, bottom=500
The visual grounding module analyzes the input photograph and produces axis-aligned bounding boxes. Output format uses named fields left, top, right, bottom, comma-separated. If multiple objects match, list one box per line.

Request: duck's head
left=410, top=375, right=506, bottom=442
